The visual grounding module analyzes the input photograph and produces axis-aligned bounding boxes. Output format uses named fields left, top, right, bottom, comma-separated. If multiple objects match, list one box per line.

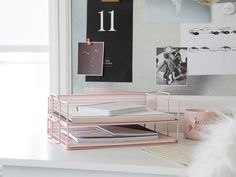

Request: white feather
left=189, top=112, right=236, bottom=177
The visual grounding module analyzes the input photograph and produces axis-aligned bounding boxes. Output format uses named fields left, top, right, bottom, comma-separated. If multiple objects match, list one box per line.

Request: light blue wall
left=71, top=0, right=87, bottom=93
left=71, top=0, right=180, bottom=94
left=71, top=0, right=236, bottom=96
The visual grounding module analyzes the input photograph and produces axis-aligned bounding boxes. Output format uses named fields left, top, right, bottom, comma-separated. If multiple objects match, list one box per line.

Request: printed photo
left=78, top=42, right=104, bottom=76
left=156, top=46, right=188, bottom=85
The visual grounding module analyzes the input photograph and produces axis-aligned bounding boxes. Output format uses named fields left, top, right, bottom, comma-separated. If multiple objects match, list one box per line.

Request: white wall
left=0, top=165, right=2, bottom=177
left=49, top=0, right=71, bottom=94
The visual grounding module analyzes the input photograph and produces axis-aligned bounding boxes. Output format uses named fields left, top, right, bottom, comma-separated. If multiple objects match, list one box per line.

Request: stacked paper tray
left=47, top=92, right=180, bottom=150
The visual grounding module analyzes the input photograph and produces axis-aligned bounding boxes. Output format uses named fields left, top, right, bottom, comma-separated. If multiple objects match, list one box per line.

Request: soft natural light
left=0, top=0, right=49, bottom=143
left=0, top=0, right=48, bottom=45
left=0, top=53, right=49, bottom=128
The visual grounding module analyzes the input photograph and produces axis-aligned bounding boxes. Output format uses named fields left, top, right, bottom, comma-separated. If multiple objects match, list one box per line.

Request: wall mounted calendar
left=86, top=0, right=133, bottom=82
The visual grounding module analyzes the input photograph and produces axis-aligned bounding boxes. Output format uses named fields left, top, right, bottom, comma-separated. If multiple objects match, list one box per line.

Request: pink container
left=184, top=109, right=216, bottom=140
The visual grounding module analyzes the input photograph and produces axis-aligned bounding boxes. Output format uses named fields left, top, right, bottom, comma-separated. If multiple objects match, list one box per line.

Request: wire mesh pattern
left=47, top=92, right=180, bottom=150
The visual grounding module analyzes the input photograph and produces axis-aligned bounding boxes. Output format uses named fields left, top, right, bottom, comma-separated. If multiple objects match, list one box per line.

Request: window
left=0, top=0, right=49, bottom=136
left=0, top=0, right=48, bottom=46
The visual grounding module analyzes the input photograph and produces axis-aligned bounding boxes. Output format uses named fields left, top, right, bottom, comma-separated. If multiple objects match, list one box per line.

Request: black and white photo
left=156, top=47, right=187, bottom=85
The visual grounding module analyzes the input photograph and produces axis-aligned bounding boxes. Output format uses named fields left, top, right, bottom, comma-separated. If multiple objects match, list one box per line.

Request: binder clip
left=86, top=38, right=92, bottom=45
left=101, top=0, right=120, bottom=2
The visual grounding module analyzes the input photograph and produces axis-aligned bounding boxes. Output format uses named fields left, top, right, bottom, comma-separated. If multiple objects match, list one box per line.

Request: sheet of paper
left=180, top=3, right=236, bottom=75
left=144, top=0, right=210, bottom=23
left=53, top=104, right=175, bottom=124
left=211, top=3, right=236, bottom=24
left=143, top=143, right=198, bottom=166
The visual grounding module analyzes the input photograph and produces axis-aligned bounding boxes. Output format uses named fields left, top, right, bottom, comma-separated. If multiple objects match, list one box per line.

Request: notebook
left=78, top=102, right=146, bottom=116
left=98, top=124, right=158, bottom=137
left=61, top=125, right=159, bottom=143
left=53, top=105, right=175, bottom=124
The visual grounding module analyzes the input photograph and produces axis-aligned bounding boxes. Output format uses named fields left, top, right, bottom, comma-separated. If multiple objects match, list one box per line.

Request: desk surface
left=0, top=128, right=188, bottom=176
left=0, top=96, right=188, bottom=177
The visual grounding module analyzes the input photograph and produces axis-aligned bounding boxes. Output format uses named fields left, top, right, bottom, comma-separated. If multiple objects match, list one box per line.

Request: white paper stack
left=78, top=102, right=147, bottom=116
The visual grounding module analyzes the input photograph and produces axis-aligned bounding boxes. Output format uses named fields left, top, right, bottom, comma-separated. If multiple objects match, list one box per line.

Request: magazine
left=61, top=125, right=158, bottom=143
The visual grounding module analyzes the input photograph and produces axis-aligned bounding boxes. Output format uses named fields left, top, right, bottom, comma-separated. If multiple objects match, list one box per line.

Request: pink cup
left=184, top=109, right=216, bottom=140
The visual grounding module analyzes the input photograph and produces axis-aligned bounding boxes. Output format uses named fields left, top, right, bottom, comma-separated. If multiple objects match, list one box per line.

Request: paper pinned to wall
left=77, top=42, right=104, bottom=76
left=156, top=47, right=188, bottom=86
left=180, top=3, right=236, bottom=75
left=144, top=0, right=210, bottom=23
left=211, top=2, right=236, bottom=23
left=86, top=0, right=133, bottom=82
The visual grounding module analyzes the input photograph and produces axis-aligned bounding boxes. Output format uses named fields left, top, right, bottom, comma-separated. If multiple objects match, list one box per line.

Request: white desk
left=0, top=95, right=187, bottom=177
left=0, top=130, right=188, bottom=177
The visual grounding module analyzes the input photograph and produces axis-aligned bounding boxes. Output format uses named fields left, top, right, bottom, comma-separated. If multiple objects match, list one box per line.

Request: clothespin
left=86, top=38, right=92, bottom=45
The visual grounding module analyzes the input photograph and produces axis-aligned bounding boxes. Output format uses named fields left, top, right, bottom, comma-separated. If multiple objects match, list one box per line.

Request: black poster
left=86, top=0, right=133, bottom=82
